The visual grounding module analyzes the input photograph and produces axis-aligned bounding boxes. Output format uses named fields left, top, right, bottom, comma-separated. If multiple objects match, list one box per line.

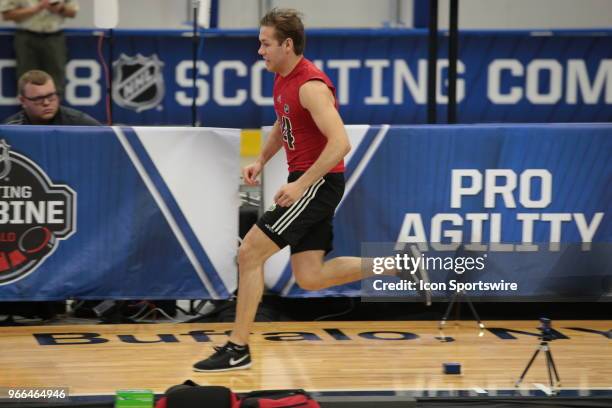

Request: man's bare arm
left=296, top=80, right=350, bottom=189
left=258, top=120, right=283, bottom=166
left=273, top=80, right=350, bottom=207
left=243, top=120, right=283, bottom=185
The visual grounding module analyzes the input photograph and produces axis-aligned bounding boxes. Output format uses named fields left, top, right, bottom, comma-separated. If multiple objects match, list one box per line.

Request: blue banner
left=0, top=124, right=609, bottom=301
left=0, top=29, right=611, bottom=127
left=266, top=124, right=611, bottom=301
left=0, top=125, right=239, bottom=300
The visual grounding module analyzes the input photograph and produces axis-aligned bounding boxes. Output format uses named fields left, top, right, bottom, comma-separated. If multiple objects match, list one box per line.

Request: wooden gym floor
left=1, top=320, right=610, bottom=397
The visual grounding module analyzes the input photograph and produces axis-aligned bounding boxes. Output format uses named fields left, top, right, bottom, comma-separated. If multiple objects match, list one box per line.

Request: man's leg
left=14, top=31, right=40, bottom=83
left=193, top=225, right=279, bottom=372
left=292, top=248, right=431, bottom=304
left=291, top=251, right=378, bottom=291
left=291, top=249, right=427, bottom=292
left=229, top=225, right=280, bottom=345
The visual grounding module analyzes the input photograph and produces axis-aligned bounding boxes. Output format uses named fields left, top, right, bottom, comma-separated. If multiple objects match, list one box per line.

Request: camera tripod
left=439, top=245, right=485, bottom=330
left=515, top=337, right=561, bottom=389
left=438, top=289, right=485, bottom=330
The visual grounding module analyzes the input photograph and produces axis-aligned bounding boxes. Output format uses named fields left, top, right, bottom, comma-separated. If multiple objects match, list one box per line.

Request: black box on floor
left=0, top=301, right=65, bottom=319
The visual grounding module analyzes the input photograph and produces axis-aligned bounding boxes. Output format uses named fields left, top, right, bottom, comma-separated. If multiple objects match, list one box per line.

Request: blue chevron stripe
left=121, top=127, right=229, bottom=298
left=271, top=263, right=292, bottom=294
left=344, top=126, right=380, bottom=182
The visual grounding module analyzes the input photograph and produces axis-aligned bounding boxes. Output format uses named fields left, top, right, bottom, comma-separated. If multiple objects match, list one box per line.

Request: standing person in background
left=0, top=0, right=79, bottom=94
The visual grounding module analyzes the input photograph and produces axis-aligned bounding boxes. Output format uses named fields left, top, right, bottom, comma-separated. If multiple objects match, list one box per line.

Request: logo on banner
left=0, top=139, right=76, bottom=285
left=112, top=53, right=165, bottom=112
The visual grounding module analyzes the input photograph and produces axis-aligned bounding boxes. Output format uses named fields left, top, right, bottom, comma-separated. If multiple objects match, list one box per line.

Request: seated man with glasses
left=3, top=69, right=99, bottom=125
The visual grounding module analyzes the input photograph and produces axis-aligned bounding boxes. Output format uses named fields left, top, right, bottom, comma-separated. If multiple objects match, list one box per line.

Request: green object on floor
left=115, top=389, right=154, bottom=408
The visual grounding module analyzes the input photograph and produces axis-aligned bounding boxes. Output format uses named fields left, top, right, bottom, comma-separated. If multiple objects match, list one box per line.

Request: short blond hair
left=260, top=8, right=305, bottom=55
left=18, top=70, right=54, bottom=96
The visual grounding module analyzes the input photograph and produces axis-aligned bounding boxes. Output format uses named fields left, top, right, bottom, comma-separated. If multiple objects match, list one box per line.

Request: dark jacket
left=2, top=106, right=100, bottom=126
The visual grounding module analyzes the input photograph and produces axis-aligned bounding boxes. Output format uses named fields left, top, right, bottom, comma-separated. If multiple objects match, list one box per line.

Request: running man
left=193, top=8, right=428, bottom=372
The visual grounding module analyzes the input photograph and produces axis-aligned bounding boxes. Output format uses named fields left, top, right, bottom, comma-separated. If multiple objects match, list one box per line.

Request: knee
left=237, top=241, right=259, bottom=269
left=237, top=233, right=272, bottom=270
left=294, top=269, right=325, bottom=291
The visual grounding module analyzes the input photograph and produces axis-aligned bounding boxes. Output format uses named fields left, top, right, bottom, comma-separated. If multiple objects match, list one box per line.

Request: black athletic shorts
left=257, top=171, right=345, bottom=254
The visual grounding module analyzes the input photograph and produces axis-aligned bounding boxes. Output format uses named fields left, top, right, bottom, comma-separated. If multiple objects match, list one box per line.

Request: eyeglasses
left=22, top=92, right=59, bottom=105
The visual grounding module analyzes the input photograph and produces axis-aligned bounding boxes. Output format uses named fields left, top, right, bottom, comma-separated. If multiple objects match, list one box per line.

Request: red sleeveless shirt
left=273, top=58, right=345, bottom=173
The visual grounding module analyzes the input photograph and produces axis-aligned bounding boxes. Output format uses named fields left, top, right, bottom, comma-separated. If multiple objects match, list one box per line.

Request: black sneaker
left=193, top=342, right=251, bottom=372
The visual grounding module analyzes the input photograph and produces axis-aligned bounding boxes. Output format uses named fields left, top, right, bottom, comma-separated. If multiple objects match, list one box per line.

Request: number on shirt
left=281, top=116, right=295, bottom=150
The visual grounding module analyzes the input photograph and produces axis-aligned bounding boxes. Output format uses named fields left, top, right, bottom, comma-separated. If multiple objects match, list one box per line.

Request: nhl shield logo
left=113, top=54, right=165, bottom=112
